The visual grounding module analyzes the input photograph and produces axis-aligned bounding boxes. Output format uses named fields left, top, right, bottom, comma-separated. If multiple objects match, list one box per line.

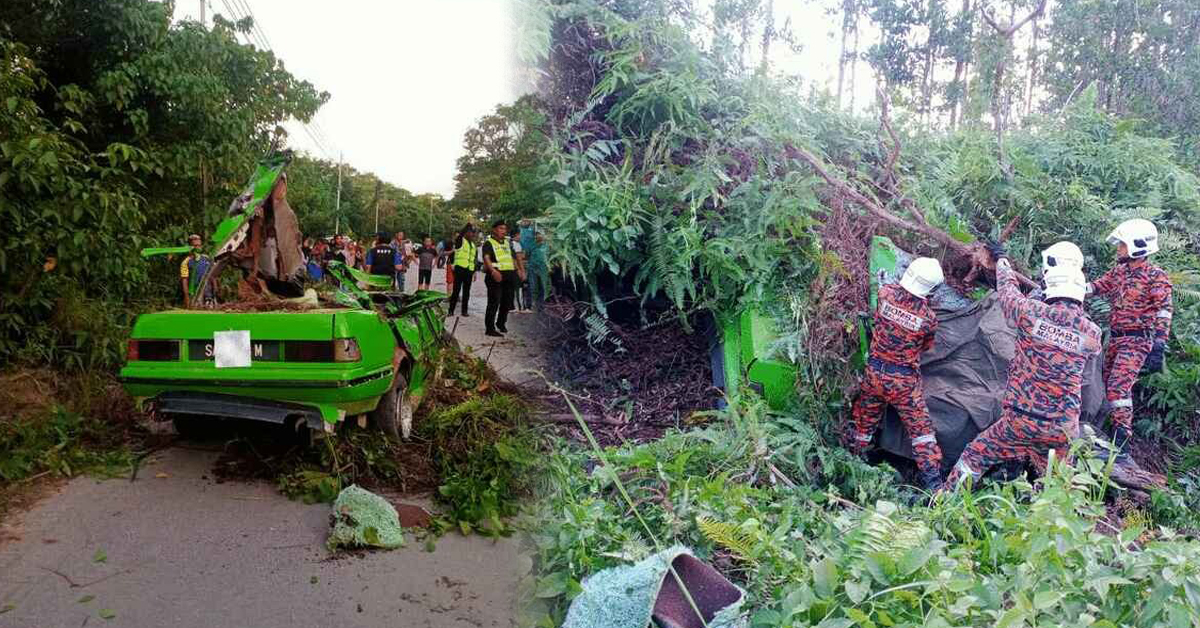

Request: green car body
left=120, top=153, right=447, bottom=436
left=120, top=294, right=446, bottom=431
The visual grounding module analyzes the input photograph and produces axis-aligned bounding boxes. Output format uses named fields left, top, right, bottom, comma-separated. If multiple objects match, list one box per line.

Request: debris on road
left=326, top=485, right=405, bottom=551
left=563, top=546, right=745, bottom=628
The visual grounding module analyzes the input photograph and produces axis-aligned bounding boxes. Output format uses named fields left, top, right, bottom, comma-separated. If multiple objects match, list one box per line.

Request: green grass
left=520, top=394, right=1200, bottom=627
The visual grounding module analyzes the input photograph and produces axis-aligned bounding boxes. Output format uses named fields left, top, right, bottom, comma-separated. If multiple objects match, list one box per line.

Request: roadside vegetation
left=0, top=371, right=150, bottom=519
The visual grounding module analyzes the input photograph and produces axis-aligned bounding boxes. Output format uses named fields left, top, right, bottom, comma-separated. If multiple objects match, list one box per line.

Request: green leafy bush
left=524, top=395, right=1200, bottom=627
left=424, top=394, right=540, bottom=536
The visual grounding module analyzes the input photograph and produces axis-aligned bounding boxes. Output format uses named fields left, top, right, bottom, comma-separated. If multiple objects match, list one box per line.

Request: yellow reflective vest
left=453, top=238, right=476, bottom=269
left=487, top=236, right=514, bottom=271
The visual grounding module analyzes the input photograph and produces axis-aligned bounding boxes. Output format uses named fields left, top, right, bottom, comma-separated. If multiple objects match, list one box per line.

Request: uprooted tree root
left=538, top=300, right=718, bottom=445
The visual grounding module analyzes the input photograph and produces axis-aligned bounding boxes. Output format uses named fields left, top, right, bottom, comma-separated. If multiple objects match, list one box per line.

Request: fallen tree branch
left=789, top=141, right=1038, bottom=290
left=791, top=142, right=971, bottom=256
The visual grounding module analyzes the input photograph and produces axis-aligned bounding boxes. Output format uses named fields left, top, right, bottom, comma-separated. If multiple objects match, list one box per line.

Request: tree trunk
left=1024, top=16, right=1039, bottom=120
left=921, top=3, right=936, bottom=125
left=837, top=0, right=850, bottom=107
left=950, top=0, right=972, bottom=129
left=849, top=19, right=860, bottom=111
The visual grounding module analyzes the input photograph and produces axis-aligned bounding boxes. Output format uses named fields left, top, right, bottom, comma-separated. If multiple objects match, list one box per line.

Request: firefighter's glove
left=1142, top=340, right=1166, bottom=374
left=984, top=239, right=1008, bottom=264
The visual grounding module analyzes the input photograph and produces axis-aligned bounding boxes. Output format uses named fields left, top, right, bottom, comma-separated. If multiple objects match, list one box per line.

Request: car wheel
left=372, top=373, right=414, bottom=441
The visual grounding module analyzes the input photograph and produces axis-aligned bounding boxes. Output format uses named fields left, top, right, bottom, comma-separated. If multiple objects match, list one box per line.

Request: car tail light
left=127, top=340, right=180, bottom=361
left=334, top=338, right=361, bottom=363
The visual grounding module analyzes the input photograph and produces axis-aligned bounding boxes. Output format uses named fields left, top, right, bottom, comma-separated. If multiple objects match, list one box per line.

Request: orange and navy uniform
left=1090, top=259, right=1173, bottom=431
left=850, top=283, right=942, bottom=479
left=946, top=260, right=1102, bottom=486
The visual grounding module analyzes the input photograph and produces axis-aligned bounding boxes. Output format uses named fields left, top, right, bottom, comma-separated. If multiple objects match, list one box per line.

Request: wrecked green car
left=120, top=153, right=446, bottom=440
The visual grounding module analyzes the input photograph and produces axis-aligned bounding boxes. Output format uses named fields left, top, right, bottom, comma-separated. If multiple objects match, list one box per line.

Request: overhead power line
left=214, top=0, right=340, bottom=161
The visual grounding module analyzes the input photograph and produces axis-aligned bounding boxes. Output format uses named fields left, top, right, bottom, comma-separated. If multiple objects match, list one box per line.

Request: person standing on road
left=849, top=257, right=945, bottom=491
left=482, top=220, right=517, bottom=337
left=366, top=232, right=402, bottom=287
left=510, top=226, right=527, bottom=312
left=416, top=237, right=438, bottom=291
left=179, top=233, right=215, bottom=308
left=447, top=224, right=478, bottom=316
left=945, top=243, right=1102, bottom=489
left=527, top=232, right=550, bottom=312
left=389, top=231, right=410, bottom=292
left=1086, top=219, right=1173, bottom=454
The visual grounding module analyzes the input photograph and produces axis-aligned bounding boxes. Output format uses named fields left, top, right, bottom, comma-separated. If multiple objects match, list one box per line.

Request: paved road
left=0, top=266, right=533, bottom=628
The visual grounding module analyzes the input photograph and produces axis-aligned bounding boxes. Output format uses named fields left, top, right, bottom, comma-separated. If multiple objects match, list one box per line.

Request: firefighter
left=946, top=243, right=1102, bottom=488
left=1087, top=219, right=1173, bottom=452
left=850, top=257, right=945, bottom=491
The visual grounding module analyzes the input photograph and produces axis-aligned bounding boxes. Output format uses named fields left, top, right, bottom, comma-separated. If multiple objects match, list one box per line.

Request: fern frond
left=583, top=310, right=624, bottom=352
left=697, top=516, right=757, bottom=564
left=845, top=504, right=931, bottom=566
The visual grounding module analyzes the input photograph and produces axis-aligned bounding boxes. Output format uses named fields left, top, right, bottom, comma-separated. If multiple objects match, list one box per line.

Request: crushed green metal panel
left=856, top=236, right=904, bottom=370
left=209, top=152, right=291, bottom=252
left=719, top=309, right=797, bottom=410
left=868, top=235, right=901, bottom=310
left=719, top=314, right=741, bottom=402
left=140, top=246, right=193, bottom=258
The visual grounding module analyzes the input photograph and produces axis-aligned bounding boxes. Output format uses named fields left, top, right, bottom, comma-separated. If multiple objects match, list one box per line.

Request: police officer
left=482, top=220, right=517, bottom=337
left=946, top=243, right=1102, bottom=488
left=850, top=257, right=945, bottom=491
left=447, top=224, right=478, bottom=316
left=1087, top=219, right=1173, bottom=452
left=366, top=232, right=402, bottom=284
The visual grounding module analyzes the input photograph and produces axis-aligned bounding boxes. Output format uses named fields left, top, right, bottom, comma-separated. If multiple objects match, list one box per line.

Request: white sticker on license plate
left=213, top=330, right=252, bottom=368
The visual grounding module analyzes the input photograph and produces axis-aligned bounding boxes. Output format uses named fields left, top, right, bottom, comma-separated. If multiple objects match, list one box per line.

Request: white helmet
left=1043, top=266, right=1087, bottom=303
left=900, top=257, right=944, bottom=298
left=1041, top=241, right=1084, bottom=277
left=1107, top=219, right=1159, bottom=258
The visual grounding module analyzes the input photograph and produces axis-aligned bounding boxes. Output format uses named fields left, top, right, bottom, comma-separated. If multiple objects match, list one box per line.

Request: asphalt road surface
left=0, top=265, right=535, bottom=628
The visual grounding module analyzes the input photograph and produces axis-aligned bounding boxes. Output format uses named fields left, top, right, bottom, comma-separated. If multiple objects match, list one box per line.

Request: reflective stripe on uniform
left=954, top=459, right=978, bottom=479
left=912, top=434, right=937, bottom=446
left=1111, top=398, right=1133, bottom=408
left=855, top=434, right=873, bottom=443
left=1158, top=309, right=1173, bottom=319
left=453, top=240, right=476, bottom=269
left=488, top=237, right=514, bottom=271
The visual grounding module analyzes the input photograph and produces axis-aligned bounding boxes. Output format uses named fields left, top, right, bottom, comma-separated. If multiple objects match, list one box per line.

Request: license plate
left=190, top=337, right=281, bottom=364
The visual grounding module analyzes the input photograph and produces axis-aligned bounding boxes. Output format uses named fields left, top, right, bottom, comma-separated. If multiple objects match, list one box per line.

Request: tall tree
left=453, top=95, right=552, bottom=223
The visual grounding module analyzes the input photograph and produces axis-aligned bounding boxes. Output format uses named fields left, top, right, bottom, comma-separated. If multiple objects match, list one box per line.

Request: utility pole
left=334, top=152, right=342, bottom=235
left=199, top=0, right=205, bottom=25
left=428, top=196, right=433, bottom=238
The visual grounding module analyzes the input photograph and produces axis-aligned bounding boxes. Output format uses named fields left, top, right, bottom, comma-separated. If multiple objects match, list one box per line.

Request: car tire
left=373, top=373, right=414, bottom=441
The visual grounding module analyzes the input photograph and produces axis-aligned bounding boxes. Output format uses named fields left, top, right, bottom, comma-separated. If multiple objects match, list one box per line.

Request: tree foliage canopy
left=0, top=0, right=455, bottom=369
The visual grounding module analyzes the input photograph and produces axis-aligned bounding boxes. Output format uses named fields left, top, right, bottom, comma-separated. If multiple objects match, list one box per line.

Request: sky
left=174, top=0, right=519, bottom=197
left=172, top=1, right=865, bottom=198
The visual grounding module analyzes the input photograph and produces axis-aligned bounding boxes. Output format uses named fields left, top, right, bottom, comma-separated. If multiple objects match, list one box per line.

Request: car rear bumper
left=151, top=391, right=327, bottom=430
left=119, top=364, right=394, bottom=423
